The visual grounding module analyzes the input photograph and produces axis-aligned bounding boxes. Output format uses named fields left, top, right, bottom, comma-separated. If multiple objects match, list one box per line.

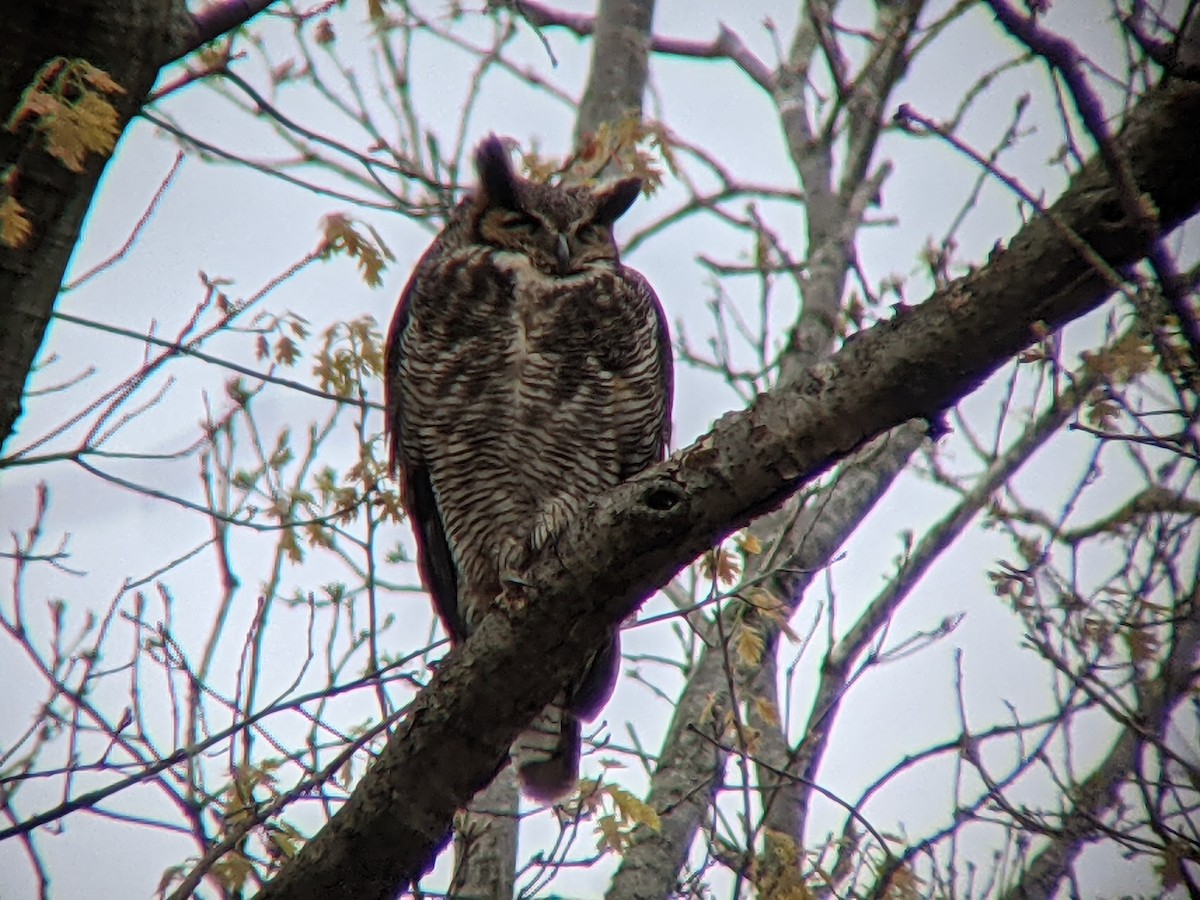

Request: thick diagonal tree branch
left=251, top=69, right=1200, bottom=900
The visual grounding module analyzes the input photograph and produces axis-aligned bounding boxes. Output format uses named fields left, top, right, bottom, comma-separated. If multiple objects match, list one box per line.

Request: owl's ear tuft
left=592, top=177, right=643, bottom=226
left=475, top=135, right=521, bottom=210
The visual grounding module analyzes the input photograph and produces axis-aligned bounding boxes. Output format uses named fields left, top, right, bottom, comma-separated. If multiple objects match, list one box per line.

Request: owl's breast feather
left=485, top=250, right=612, bottom=378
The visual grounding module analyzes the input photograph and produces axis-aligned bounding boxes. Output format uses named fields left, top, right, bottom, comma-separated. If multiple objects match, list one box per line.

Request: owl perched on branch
left=385, top=135, right=673, bottom=802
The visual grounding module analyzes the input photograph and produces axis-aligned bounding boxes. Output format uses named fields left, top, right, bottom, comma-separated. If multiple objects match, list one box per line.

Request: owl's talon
left=498, top=578, right=529, bottom=614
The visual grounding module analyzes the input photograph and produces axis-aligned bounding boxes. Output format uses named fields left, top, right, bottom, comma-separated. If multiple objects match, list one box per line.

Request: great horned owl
left=385, top=135, right=673, bottom=802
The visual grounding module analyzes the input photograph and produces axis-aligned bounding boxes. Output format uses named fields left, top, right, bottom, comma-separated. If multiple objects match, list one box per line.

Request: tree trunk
left=0, top=0, right=275, bottom=456
left=0, top=0, right=191, bottom=453
left=449, top=765, right=519, bottom=899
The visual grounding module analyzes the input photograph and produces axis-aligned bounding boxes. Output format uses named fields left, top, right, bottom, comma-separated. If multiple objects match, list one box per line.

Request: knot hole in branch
left=643, top=480, right=685, bottom=512
left=1097, top=197, right=1125, bottom=227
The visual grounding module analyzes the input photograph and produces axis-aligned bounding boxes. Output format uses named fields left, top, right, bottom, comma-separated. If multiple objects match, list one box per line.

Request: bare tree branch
left=987, top=0, right=1200, bottom=379
left=604, top=6, right=928, bottom=894
left=515, top=0, right=775, bottom=90
left=993, top=580, right=1200, bottom=900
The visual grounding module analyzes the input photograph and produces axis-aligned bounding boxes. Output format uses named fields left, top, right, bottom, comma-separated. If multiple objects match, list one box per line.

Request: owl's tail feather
left=514, top=696, right=580, bottom=803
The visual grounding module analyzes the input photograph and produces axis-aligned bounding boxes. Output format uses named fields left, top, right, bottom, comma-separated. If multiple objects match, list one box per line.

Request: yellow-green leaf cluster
left=255, top=314, right=310, bottom=367
left=211, top=853, right=254, bottom=893
left=735, top=532, right=763, bottom=556
left=265, top=821, right=305, bottom=861
left=744, top=586, right=800, bottom=642
left=312, top=316, right=385, bottom=398
left=1084, top=391, right=1120, bottom=428
left=0, top=193, right=32, bottom=249
left=317, top=213, right=395, bottom=287
left=315, top=466, right=360, bottom=517
left=521, top=146, right=561, bottom=183
left=304, top=521, right=335, bottom=550
left=6, top=57, right=126, bottom=174
left=280, top=527, right=303, bottom=563
left=1082, top=331, right=1154, bottom=385
left=701, top=546, right=742, bottom=585
left=881, top=863, right=925, bottom=899
left=569, top=115, right=676, bottom=192
left=753, top=695, right=781, bottom=727
left=734, top=620, right=765, bottom=667
left=573, top=779, right=660, bottom=855
left=754, top=830, right=813, bottom=900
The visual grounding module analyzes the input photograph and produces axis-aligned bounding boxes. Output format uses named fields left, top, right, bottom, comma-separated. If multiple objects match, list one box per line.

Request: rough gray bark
left=749, top=640, right=795, bottom=842
left=574, top=0, right=655, bottom=142
left=449, top=765, right=519, bottom=899
left=0, top=0, right=276, bottom=456
left=250, top=68, right=1200, bottom=900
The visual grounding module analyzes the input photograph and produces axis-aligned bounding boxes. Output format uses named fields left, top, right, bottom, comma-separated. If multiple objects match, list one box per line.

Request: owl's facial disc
left=468, top=139, right=633, bottom=274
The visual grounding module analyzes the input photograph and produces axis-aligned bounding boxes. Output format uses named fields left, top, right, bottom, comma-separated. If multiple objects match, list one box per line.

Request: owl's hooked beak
left=555, top=232, right=571, bottom=275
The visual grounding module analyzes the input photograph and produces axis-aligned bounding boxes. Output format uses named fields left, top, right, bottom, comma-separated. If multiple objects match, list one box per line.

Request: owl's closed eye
left=473, top=140, right=642, bottom=275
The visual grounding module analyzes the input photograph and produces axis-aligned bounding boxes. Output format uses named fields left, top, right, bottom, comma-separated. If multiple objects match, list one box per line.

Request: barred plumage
left=385, top=136, right=672, bottom=801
